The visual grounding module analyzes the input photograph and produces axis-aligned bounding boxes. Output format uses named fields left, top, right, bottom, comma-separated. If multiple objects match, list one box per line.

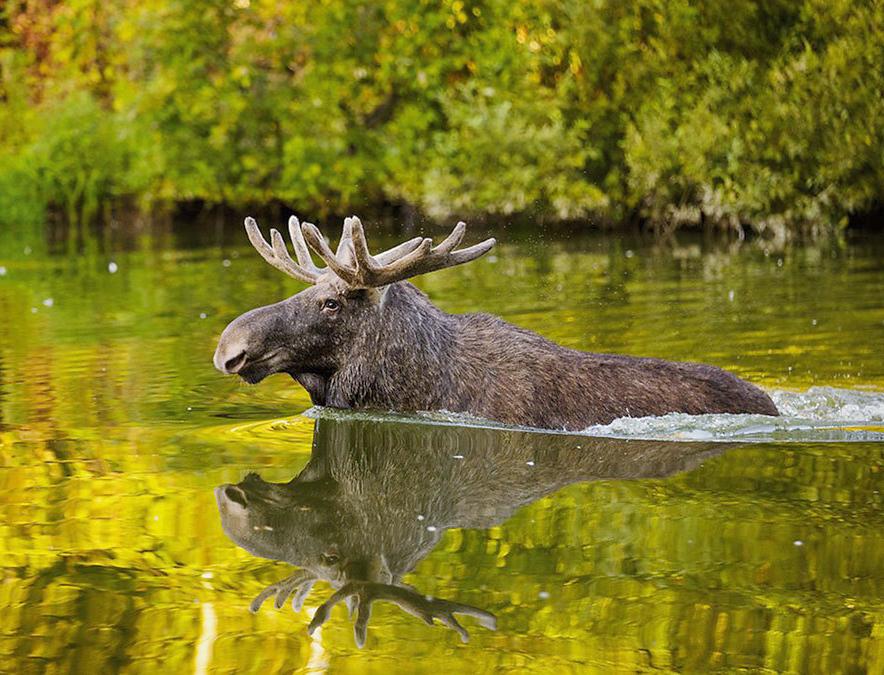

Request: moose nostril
left=224, top=485, right=248, bottom=508
left=224, top=351, right=247, bottom=374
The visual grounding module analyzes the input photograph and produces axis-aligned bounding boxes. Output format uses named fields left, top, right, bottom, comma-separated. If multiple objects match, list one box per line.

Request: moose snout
left=214, top=317, right=253, bottom=374
left=214, top=301, right=288, bottom=376
left=214, top=340, right=248, bottom=374
left=225, top=351, right=247, bottom=373
left=215, top=484, right=249, bottom=508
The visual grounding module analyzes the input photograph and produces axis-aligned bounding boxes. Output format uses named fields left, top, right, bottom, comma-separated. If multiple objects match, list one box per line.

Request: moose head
left=213, top=216, right=494, bottom=402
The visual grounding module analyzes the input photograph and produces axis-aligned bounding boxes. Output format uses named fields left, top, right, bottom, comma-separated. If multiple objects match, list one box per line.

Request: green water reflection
left=0, top=226, right=882, bottom=672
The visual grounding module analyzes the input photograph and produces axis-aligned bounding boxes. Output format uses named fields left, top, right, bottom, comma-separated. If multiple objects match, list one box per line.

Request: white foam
left=770, top=386, right=884, bottom=421
left=582, top=387, right=884, bottom=442
left=304, top=387, right=884, bottom=443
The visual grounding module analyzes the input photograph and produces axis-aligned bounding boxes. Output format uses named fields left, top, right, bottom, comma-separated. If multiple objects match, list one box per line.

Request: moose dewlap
left=213, top=216, right=779, bottom=430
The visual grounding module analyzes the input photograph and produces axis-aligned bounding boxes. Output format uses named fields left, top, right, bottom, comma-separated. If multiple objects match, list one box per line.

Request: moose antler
left=245, top=216, right=323, bottom=284
left=307, top=581, right=497, bottom=648
left=244, top=215, right=495, bottom=288
left=249, top=570, right=317, bottom=614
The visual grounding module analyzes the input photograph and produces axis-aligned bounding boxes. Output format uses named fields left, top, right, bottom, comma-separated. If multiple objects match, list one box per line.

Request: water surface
left=0, top=224, right=882, bottom=672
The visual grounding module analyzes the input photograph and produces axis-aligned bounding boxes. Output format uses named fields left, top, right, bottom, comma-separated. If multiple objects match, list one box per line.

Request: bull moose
left=216, top=416, right=733, bottom=646
left=213, top=216, right=778, bottom=429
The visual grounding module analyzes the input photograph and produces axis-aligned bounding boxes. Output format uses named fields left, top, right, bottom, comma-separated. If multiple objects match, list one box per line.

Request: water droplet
left=426, top=525, right=437, bottom=532
left=417, top=515, right=425, bottom=521
left=42, top=298, right=54, bottom=307
left=793, top=540, right=803, bottom=547
left=526, top=460, right=535, bottom=466
left=538, top=591, right=550, bottom=600
left=108, top=261, right=118, bottom=273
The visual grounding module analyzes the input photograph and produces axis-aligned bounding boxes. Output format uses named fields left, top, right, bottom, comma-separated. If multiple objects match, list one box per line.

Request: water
left=0, top=224, right=882, bottom=672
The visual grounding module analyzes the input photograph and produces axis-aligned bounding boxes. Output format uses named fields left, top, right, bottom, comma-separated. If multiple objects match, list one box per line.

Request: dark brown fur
left=216, top=279, right=778, bottom=430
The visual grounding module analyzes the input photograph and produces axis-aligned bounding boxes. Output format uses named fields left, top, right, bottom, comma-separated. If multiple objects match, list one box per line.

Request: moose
left=213, top=216, right=778, bottom=429
left=215, top=416, right=734, bottom=646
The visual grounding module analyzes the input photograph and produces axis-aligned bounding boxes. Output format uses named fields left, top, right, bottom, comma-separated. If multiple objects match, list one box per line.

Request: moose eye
left=322, top=299, right=340, bottom=311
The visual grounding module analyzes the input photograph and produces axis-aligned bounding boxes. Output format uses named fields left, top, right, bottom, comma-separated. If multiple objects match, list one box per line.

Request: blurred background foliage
left=0, top=0, right=881, bottom=237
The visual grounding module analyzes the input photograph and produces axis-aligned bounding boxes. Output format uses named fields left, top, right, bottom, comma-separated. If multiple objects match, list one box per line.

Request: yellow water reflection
left=0, top=230, right=882, bottom=672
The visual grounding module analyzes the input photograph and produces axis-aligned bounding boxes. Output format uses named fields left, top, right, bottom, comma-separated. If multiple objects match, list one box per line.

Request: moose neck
left=329, top=282, right=458, bottom=410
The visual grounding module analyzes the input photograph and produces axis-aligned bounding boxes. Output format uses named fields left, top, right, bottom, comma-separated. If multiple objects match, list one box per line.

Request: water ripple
left=304, top=387, right=884, bottom=442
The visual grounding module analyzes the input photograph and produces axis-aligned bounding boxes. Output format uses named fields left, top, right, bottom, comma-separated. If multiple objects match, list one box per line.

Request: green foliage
left=621, top=0, right=884, bottom=235
left=0, top=0, right=880, bottom=233
left=27, top=93, right=145, bottom=222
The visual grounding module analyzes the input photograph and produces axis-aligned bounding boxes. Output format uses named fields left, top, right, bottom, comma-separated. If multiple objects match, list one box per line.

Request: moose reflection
left=215, top=416, right=733, bottom=646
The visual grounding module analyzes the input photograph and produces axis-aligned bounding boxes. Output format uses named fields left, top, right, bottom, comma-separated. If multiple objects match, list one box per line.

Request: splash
left=582, top=387, right=884, bottom=442
left=305, top=387, right=884, bottom=443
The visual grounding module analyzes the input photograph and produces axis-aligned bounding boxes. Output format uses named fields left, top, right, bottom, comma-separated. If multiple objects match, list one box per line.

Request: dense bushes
left=0, top=0, right=880, bottom=234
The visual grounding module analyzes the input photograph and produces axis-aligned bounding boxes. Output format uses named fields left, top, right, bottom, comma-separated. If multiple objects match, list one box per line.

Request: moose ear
left=366, top=554, right=393, bottom=584
left=375, top=285, right=392, bottom=308
left=346, top=287, right=387, bottom=304
left=294, top=457, right=327, bottom=483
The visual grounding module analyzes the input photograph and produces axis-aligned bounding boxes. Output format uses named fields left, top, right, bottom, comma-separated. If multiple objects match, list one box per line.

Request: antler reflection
left=307, top=581, right=497, bottom=648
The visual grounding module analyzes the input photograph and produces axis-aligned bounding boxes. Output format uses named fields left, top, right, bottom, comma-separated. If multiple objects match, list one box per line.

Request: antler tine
left=371, top=221, right=463, bottom=264
left=348, top=216, right=383, bottom=275
left=347, top=215, right=425, bottom=272
left=288, top=216, right=321, bottom=274
left=307, top=585, right=350, bottom=640
left=300, top=222, right=359, bottom=285
left=413, top=596, right=498, bottom=641
left=352, top=592, right=373, bottom=648
left=362, top=226, right=495, bottom=287
left=433, top=221, right=466, bottom=254
left=307, top=581, right=496, bottom=648
left=374, top=237, right=433, bottom=275
left=291, top=578, right=316, bottom=612
left=245, top=217, right=319, bottom=284
left=441, top=237, right=496, bottom=265
left=249, top=569, right=316, bottom=614
left=374, top=236, right=425, bottom=265
left=336, top=217, right=356, bottom=264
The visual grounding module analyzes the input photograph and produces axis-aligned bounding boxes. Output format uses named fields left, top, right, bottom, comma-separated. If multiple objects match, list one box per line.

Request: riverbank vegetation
left=0, top=0, right=881, bottom=236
